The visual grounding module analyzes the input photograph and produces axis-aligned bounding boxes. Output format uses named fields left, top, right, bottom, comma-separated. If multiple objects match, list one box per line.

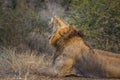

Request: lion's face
left=49, top=16, right=83, bottom=47
left=49, top=16, right=70, bottom=46
left=49, top=26, right=71, bottom=46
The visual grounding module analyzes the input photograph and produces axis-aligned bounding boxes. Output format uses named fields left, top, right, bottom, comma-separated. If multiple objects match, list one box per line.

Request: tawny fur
left=40, top=16, right=120, bottom=78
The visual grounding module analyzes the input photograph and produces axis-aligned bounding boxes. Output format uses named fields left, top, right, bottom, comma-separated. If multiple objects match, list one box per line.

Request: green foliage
left=0, top=0, right=119, bottom=53
left=67, top=0, right=120, bottom=53
left=0, top=0, right=47, bottom=47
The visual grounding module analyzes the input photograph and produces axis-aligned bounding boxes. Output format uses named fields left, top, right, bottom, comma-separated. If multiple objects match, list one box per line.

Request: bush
left=0, top=0, right=55, bottom=55
left=66, top=0, right=120, bottom=53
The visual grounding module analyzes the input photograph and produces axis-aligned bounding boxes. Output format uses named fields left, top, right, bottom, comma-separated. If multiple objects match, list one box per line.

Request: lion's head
left=49, top=16, right=83, bottom=47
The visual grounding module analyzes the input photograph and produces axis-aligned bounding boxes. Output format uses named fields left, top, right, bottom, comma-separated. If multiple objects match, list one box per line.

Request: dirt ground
left=0, top=75, right=119, bottom=80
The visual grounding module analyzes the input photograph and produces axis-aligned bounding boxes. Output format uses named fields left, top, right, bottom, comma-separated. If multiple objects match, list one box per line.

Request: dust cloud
left=39, top=1, right=65, bottom=21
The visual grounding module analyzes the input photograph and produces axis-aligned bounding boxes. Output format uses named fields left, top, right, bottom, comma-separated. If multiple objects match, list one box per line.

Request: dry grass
left=0, top=48, right=53, bottom=79
left=0, top=48, right=118, bottom=80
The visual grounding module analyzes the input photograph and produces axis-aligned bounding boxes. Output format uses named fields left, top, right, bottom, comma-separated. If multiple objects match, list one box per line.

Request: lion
left=40, top=16, right=120, bottom=78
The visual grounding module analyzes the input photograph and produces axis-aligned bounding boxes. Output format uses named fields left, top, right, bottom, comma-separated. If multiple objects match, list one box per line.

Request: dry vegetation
left=0, top=48, right=53, bottom=80
left=0, top=48, right=118, bottom=80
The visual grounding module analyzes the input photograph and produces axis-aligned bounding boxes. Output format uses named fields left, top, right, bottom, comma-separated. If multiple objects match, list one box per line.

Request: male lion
left=40, top=16, right=120, bottom=78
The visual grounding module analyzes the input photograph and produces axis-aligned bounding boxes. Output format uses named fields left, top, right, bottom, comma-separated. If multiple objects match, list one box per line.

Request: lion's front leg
left=52, top=54, right=80, bottom=77
left=39, top=54, right=81, bottom=77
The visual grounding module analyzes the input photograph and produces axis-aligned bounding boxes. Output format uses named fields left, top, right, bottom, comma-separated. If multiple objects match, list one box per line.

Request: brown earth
left=0, top=75, right=119, bottom=80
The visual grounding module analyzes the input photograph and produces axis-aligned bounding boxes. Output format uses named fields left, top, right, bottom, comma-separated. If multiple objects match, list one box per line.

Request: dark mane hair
left=63, top=26, right=84, bottom=40
left=54, top=26, right=85, bottom=48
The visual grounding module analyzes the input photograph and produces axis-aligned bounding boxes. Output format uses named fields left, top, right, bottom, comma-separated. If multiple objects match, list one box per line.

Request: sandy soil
left=0, top=75, right=119, bottom=80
